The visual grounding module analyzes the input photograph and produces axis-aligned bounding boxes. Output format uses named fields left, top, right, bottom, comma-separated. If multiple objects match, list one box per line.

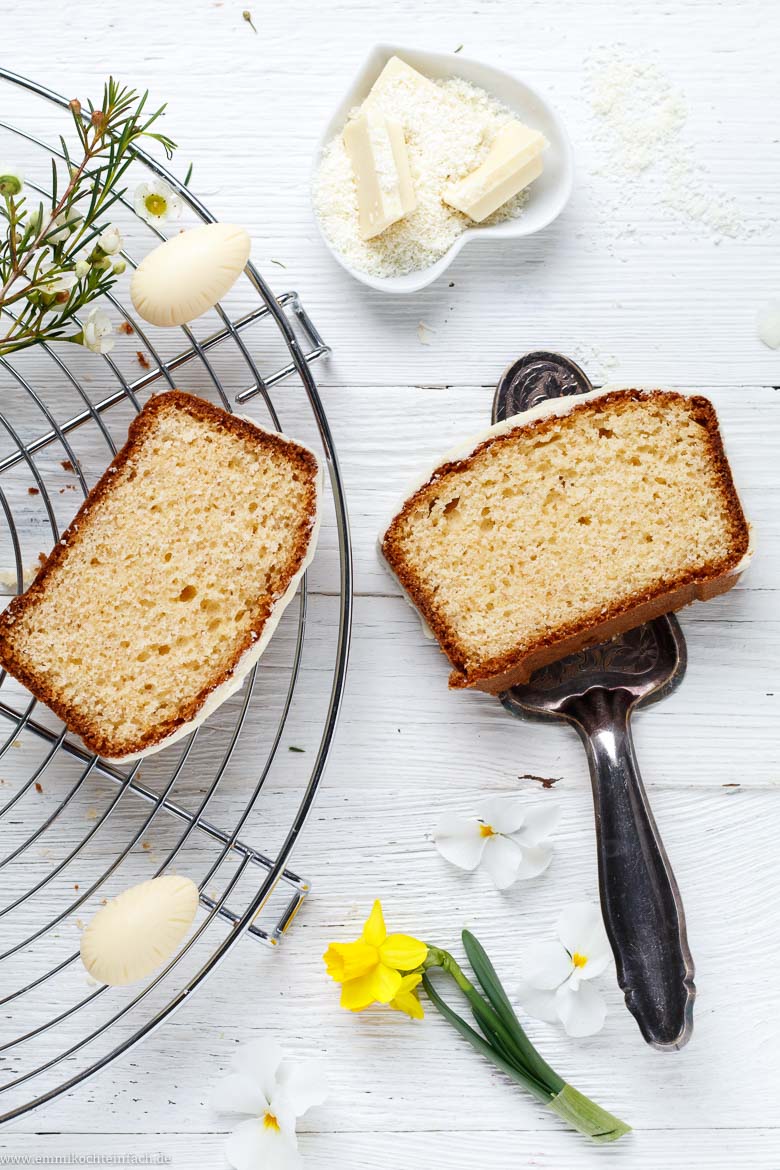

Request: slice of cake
left=0, top=391, right=321, bottom=760
left=381, top=388, right=751, bottom=693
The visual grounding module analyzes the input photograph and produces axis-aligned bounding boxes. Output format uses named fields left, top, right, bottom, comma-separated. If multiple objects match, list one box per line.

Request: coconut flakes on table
left=584, top=45, right=756, bottom=241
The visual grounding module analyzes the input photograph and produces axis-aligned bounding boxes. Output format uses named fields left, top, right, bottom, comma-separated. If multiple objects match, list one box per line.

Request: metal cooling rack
left=0, top=69, right=352, bottom=1123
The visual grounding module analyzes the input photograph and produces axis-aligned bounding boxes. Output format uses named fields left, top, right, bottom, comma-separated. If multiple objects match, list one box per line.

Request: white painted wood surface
left=1, top=0, right=779, bottom=1166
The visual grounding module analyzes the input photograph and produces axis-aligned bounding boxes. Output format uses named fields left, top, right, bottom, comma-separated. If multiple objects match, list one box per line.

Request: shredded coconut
left=313, top=73, right=529, bottom=278
left=586, top=50, right=687, bottom=175
left=585, top=46, right=753, bottom=240
left=570, top=343, right=620, bottom=381
left=0, top=563, right=39, bottom=592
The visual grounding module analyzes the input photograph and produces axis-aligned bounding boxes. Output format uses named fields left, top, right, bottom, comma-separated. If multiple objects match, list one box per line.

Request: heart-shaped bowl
left=311, top=43, right=574, bottom=293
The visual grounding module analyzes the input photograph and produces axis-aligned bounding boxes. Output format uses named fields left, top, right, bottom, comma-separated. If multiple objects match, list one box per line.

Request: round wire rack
left=0, top=69, right=352, bottom=1123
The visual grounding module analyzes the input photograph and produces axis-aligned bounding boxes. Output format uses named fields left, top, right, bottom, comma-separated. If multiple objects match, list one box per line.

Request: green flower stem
left=549, top=1084, right=632, bottom=1144
left=424, top=945, right=471, bottom=992
left=423, top=944, right=631, bottom=1145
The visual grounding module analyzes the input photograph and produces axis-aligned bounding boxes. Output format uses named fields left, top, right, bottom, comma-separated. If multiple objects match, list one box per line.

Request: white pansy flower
left=515, top=903, right=613, bottom=1037
left=0, top=166, right=24, bottom=196
left=133, top=178, right=183, bottom=225
left=97, top=224, right=123, bottom=255
left=433, top=797, right=560, bottom=890
left=211, top=1037, right=328, bottom=1170
left=46, top=207, right=82, bottom=244
left=81, top=307, right=115, bottom=355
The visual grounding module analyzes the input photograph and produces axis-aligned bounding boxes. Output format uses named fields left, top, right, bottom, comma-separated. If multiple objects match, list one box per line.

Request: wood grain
left=0, top=0, right=778, bottom=1165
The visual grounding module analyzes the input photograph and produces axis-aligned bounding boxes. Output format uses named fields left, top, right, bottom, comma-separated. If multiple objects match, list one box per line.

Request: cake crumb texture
left=0, top=391, right=320, bottom=757
left=382, top=390, right=749, bottom=690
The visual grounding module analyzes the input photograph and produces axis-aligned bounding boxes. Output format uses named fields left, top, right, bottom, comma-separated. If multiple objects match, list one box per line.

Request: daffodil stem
left=548, top=1085, right=632, bottom=1144
left=422, top=945, right=631, bottom=1144
left=424, top=946, right=471, bottom=991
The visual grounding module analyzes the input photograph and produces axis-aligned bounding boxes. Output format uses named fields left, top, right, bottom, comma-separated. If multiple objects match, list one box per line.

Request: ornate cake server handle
left=496, top=350, right=695, bottom=1050
left=565, top=687, right=694, bottom=1049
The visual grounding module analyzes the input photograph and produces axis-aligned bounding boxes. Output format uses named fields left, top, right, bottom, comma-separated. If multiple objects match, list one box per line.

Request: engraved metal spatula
left=495, top=352, right=695, bottom=1051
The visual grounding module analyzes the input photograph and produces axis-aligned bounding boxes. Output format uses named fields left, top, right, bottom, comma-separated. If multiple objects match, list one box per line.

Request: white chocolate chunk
left=367, top=56, right=441, bottom=103
left=757, top=299, right=780, bottom=349
left=443, top=120, right=547, bottom=223
left=130, top=223, right=251, bottom=327
left=343, top=109, right=416, bottom=240
left=80, top=874, right=199, bottom=986
left=386, top=120, right=417, bottom=217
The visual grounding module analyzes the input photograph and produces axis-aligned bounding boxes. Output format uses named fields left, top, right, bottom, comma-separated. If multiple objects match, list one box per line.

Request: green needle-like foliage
left=0, top=78, right=176, bottom=358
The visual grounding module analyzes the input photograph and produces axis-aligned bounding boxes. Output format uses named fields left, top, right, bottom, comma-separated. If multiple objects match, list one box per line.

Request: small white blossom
left=211, top=1037, right=328, bottom=1170
left=97, top=224, right=123, bottom=255
left=133, top=178, right=182, bottom=226
left=74, top=258, right=90, bottom=280
left=81, top=307, right=115, bottom=355
left=40, top=270, right=78, bottom=297
left=515, top=903, right=613, bottom=1037
left=0, top=166, right=24, bottom=196
left=433, top=797, right=560, bottom=890
left=46, top=207, right=81, bottom=244
left=112, top=258, right=126, bottom=275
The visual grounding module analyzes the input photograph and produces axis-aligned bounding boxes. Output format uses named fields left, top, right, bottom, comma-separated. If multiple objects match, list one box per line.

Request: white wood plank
left=0, top=594, right=778, bottom=1140
left=0, top=0, right=779, bottom=1164
left=1, top=1130, right=779, bottom=1169
left=2, top=0, right=778, bottom=389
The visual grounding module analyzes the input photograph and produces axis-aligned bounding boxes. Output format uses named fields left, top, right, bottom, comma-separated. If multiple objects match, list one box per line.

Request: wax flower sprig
left=324, top=901, right=630, bottom=1145
left=0, top=78, right=176, bottom=358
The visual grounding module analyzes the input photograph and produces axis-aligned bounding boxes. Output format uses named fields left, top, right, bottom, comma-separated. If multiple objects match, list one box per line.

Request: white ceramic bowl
left=311, top=43, right=574, bottom=293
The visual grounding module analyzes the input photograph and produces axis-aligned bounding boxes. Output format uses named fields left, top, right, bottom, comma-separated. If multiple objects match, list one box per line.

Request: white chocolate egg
left=80, top=874, right=199, bottom=986
left=130, top=223, right=251, bottom=327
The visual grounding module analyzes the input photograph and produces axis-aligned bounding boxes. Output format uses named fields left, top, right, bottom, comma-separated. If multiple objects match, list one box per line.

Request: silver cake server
left=494, top=352, right=695, bottom=1051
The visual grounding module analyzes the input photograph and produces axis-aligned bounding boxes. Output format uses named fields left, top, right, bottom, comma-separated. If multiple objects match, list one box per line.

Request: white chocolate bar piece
left=443, top=120, right=547, bottom=222
left=343, top=108, right=417, bottom=240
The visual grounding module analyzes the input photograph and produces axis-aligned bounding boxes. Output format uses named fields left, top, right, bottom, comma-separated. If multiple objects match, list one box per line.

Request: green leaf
left=465, top=991, right=540, bottom=1079
left=462, top=930, right=564, bottom=1094
left=462, top=930, right=516, bottom=1018
left=422, top=974, right=552, bottom=1104
left=446, top=946, right=553, bottom=1092
left=462, top=980, right=556, bottom=1095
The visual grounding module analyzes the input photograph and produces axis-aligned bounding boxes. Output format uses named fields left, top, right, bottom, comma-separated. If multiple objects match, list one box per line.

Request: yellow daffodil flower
left=323, top=900, right=428, bottom=1012
left=389, top=972, right=425, bottom=1020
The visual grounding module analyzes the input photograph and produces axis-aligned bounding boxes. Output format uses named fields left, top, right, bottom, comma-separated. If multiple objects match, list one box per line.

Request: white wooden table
left=1, top=0, right=779, bottom=1165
